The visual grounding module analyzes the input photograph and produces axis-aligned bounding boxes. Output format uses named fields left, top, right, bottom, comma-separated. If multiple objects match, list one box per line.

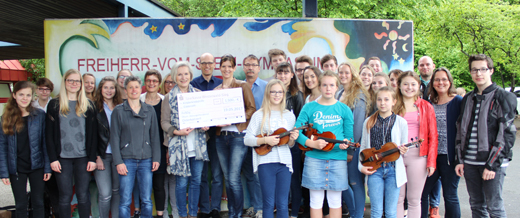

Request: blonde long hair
left=338, top=62, right=371, bottom=112
left=259, top=79, right=287, bottom=135
left=58, top=69, right=91, bottom=116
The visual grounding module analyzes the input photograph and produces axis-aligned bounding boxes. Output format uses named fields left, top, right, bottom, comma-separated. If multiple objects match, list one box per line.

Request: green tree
left=19, top=59, right=45, bottom=83
left=161, top=0, right=519, bottom=91
left=420, top=0, right=520, bottom=91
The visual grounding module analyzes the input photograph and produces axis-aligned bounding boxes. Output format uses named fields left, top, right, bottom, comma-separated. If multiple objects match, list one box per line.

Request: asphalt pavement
left=1, top=120, right=520, bottom=217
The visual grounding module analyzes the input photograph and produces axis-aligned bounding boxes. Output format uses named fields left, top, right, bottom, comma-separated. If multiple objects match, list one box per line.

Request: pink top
left=404, top=111, right=420, bottom=143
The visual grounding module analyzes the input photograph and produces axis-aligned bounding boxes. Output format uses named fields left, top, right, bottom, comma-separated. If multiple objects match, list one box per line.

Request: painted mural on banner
left=45, top=18, right=413, bottom=92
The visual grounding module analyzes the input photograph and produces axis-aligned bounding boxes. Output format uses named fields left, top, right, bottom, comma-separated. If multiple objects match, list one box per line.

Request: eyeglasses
left=295, top=68, right=305, bottom=73
left=434, top=78, right=449, bottom=83
left=118, top=75, right=129, bottom=79
left=270, top=91, right=284, bottom=96
left=66, top=79, right=81, bottom=85
left=38, top=88, right=51, bottom=92
left=164, top=81, right=175, bottom=85
left=145, top=79, right=160, bottom=84
left=244, top=64, right=259, bottom=67
left=470, top=68, right=489, bottom=74
left=201, top=62, right=214, bottom=65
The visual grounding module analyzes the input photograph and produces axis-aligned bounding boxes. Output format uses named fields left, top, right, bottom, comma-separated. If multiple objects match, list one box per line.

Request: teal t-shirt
left=295, top=101, right=354, bottom=160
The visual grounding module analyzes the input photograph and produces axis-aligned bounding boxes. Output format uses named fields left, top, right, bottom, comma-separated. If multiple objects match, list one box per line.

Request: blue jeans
left=175, top=157, right=204, bottom=217
left=119, top=158, right=153, bottom=218
left=215, top=132, right=248, bottom=218
left=94, top=154, right=120, bottom=218
left=242, top=147, right=263, bottom=211
left=290, top=146, right=303, bottom=217
left=429, top=179, right=442, bottom=207
left=199, top=129, right=224, bottom=213
left=464, top=164, right=507, bottom=218
left=367, top=163, right=401, bottom=218
left=258, top=163, right=291, bottom=218
left=420, top=155, right=460, bottom=218
left=342, top=149, right=366, bottom=218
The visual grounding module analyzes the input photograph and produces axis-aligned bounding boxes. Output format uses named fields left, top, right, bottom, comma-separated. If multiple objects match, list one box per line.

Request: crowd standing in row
left=0, top=51, right=516, bottom=218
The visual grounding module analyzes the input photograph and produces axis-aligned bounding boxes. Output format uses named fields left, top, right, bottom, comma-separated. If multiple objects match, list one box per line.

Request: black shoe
left=134, top=210, right=141, bottom=218
left=210, top=209, right=221, bottom=218
left=201, top=213, right=210, bottom=218
left=342, top=204, right=350, bottom=216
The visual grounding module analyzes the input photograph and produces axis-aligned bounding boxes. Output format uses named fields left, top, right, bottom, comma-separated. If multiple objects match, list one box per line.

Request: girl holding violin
left=294, top=71, right=354, bottom=218
left=273, top=62, right=305, bottom=218
left=244, top=79, right=299, bottom=218
left=336, top=62, right=370, bottom=218
left=358, top=86, right=409, bottom=218
left=394, top=71, right=438, bottom=218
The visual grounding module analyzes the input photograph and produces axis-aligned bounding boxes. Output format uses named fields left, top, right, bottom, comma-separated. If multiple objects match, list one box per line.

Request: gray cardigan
left=358, top=115, right=408, bottom=188
left=110, top=100, right=161, bottom=165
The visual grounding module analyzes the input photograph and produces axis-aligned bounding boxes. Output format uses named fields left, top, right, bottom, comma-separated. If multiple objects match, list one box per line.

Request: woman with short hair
left=110, top=75, right=161, bottom=218
left=161, top=62, right=209, bottom=218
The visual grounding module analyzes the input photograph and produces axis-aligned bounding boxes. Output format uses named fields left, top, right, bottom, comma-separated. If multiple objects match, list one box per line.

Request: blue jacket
left=0, top=109, right=51, bottom=178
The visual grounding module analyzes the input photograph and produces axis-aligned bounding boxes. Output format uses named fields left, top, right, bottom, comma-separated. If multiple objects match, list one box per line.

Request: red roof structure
left=0, top=60, right=28, bottom=82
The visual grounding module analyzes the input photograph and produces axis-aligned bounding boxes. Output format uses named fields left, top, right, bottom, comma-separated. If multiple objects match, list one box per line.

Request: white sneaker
left=244, top=207, right=255, bottom=217
left=254, top=210, right=263, bottom=218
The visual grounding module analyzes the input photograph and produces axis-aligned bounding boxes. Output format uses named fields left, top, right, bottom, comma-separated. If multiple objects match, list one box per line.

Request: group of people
left=0, top=50, right=515, bottom=218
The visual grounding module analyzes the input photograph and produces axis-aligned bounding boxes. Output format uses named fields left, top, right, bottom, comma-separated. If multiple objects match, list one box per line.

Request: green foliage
left=19, top=59, right=45, bottom=83
left=421, top=0, right=520, bottom=90
left=160, top=0, right=519, bottom=91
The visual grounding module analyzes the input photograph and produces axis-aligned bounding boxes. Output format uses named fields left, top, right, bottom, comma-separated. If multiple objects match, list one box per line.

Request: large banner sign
left=45, top=18, right=413, bottom=91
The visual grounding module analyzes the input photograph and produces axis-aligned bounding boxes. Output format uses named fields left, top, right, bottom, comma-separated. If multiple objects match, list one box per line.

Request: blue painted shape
left=103, top=18, right=237, bottom=39
left=244, top=18, right=311, bottom=35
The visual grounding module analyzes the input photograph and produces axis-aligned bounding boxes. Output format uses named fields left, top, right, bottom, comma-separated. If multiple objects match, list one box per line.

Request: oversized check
left=177, top=88, right=246, bottom=129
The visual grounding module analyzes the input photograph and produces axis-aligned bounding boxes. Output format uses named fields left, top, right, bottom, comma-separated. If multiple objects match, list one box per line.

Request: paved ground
left=1, top=120, right=520, bottom=217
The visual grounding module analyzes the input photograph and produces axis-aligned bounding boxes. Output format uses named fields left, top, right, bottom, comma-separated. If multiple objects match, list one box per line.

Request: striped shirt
left=370, top=113, right=396, bottom=150
left=464, top=95, right=485, bottom=165
left=244, top=110, right=296, bottom=173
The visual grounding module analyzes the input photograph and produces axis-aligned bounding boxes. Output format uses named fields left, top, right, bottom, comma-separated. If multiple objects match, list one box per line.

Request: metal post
left=303, top=0, right=318, bottom=17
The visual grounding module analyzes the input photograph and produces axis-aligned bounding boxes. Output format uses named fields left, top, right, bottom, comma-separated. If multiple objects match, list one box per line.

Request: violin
left=254, top=123, right=310, bottom=156
left=299, top=125, right=359, bottom=152
left=360, top=138, right=423, bottom=171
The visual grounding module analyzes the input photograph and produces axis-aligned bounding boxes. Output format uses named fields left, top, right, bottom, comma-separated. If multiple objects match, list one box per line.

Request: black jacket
left=46, top=98, right=98, bottom=162
left=455, top=83, right=517, bottom=171
left=285, top=91, right=304, bottom=119
left=0, top=109, right=51, bottom=178
left=97, top=109, right=110, bottom=158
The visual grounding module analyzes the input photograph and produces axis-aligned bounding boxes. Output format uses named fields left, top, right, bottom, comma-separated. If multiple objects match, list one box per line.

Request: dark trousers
left=464, top=164, right=507, bottom=218
left=421, top=155, right=461, bottom=218
left=290, top=146, right=302, bottom=217
left=10, top=168, right=45, bottom=218
left=45, top=171, right=60, bottom=218
left=153, top=173, right=166, bottom=211
left=55, top=157, right=92, bottom=218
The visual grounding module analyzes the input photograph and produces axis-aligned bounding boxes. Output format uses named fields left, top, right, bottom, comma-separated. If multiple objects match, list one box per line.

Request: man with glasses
left=242, top=54, right=266, bottom=218
left=191, top=53, right=224, bottom=218
left=455, top=54, right=516, bottom=218
left=418, top=56, right=436, bottom=100
left=294, top=55, right=314, bottom=90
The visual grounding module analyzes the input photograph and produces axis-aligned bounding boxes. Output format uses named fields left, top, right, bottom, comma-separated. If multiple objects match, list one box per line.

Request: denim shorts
left=302, top=156, right=348, bottom=191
